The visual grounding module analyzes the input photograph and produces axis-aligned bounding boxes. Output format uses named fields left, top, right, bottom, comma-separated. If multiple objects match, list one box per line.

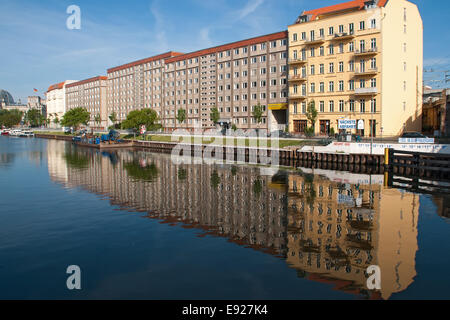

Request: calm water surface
left=0, top=136, right=449, bottom=300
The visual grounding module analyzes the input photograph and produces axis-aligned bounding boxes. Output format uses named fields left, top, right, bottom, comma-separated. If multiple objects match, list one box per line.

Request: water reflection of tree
left=253, top=179, right=263, bottom=196
left=124, top=161, right=159, bottom=182
left=304, top=174, right=316, bottom=206
left=210, top=170, right=221, bottom=189
left=64, top=151, right=90, bottom=169
left=178, top=168, right=187, bottom=181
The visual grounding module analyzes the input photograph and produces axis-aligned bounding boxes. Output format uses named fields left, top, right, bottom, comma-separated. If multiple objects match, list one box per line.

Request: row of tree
left=0, top=110, right=23, bottom=128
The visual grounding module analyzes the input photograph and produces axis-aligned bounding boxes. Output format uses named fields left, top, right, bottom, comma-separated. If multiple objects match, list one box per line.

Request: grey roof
left=0, top=90, right=14, bottom=105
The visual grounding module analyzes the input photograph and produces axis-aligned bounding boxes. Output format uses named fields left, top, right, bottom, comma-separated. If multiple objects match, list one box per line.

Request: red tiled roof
left=303, top=0, right=388, bottom=21
left=107, top=51, right=184, bottom=74
left=47, top=81, right=65, bottom=93
left=165, top=31, right=288, bottom=64
left=66, top=76, right=108, bottom=89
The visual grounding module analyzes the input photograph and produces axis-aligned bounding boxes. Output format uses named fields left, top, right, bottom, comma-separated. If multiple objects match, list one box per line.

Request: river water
left=0, top=136, right=449, bottom=300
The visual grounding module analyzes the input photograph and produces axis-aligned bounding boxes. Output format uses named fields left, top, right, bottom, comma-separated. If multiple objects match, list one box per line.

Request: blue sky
left=0, top=0, right=449, bottom=103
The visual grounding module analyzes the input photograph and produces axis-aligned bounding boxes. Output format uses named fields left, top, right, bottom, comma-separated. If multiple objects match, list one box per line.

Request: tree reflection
left=124, top=160, right=159, bottom=182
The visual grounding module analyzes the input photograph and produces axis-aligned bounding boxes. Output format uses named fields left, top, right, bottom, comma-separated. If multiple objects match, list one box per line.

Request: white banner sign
left=338, top=119, right=356, bottom=130
left=398, top=138, right=435, bottom=144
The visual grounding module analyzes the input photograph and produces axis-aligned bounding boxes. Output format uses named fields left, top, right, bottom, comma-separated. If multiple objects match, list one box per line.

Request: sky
left=0, top=0, right=449, bottom=103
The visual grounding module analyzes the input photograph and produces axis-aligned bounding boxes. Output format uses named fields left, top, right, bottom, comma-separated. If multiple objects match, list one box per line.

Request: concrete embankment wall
left=35, top=134, right=386, bottom=167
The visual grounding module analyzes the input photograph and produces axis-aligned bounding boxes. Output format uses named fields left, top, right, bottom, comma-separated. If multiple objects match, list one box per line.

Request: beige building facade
left=66, top=76, right=109, bottom=129
left=163, top=32, right=289, bottom=132
left=288, top=0, right=423, bottom=137
left=46, top=81, right=77, bottom=128
left=107, top=52, right=184, bottom=124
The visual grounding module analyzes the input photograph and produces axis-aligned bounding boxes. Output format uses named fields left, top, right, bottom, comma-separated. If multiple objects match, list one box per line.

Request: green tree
left=61, top=107, right=90, bottom=130
left=24, top=109, right=43, bottom=127
left=306, top=100, right=318, bottom=135
left=231, top=124, right=237, bottom=132
left=252, top=103, right=264, bottom=129
left=176, top=109, right=187, bottom=128
left=210, top=107, right=220, bottom=125
left=0, top=110, right=23, bottom=128
left=53, top=117, right=60, bottom=125
left=121, top=108, right=161, bottom=134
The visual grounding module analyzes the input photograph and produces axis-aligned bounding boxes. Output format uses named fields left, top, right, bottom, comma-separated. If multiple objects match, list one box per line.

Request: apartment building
left=288, top=0, right=423, bottom=137
left=106, top=52, right=184, bottom=124
left=46, top=80, right=77, bottom=128
left=65, top=76, right=108, bottom=129
left=162, top=31, right=289, bottom=132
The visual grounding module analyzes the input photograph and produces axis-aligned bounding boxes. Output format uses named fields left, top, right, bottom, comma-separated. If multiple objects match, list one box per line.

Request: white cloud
left=237, top=0, right=265, bottom=19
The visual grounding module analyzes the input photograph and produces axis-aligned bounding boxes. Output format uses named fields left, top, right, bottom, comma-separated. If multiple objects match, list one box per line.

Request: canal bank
left=34, top=133, right=386, bottom=167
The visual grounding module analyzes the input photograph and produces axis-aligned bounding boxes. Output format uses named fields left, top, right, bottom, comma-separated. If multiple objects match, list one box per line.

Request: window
left=310, top=83, right=315, bottom=93
left=339, top=25, right=344, bottom=33
left=371, top=19, right=376, bottom=29
left=403, top=43, right=407, bottom=52
left=339, top=43, right=344, bottom=54
left=301, top=32, right=306, bottom=40
left=329, top=101, right=334, bottom=112
left=349, top=80, right=355, bottom=91
left=319, top=64, right=324, bottom=74
left=349, top=23, right=354, bottom=35
left=339, top=81, right=344, bottom=92
left=360, top=100, right=366, bottom=113
left=404, top=8, right=407, bottom=22
left=310, top=65, right=315, bottom=75
left=293, top=102, right=298, bottom=114
left=349, top=41, right=354, bottom=52
left=360, top=79, right=366, bottom=88
left=339, top=100, right=344, bottom=112
left=403, top=62, right=407, bottom=71
left=329, top=63, right=334, bottom=73
left=339, top=62, right=344, bottom=72
left=310, top=47, right=315, bottom=57
left=349, top=60, right=355, bottom=72
left=320, top=101, right=325, bottom=112
left=371, top=38, right=377, bottom=49
left=370, top=58, right=377, bottom=69
left=371, top=99, right=376, bottom=113
left=329, top=26, right=334, bottom=35
left=319, top=46, right=325, bottom=56
left=360, top=21, right=365, bottom=30
left=293, top=33, right=298, bottom=42
left=404, top=81, right=407, bottom=91
left=319, top=28, right=324, bottom=38
left=371, top=78, right=377, bottom=88
left=319, top=82, right=325, bottom=93
left=349, top=100, right=355, bottom=112
left=329, top=45, right=334, bottom=55
left=329, top=81, right=334, bottom=92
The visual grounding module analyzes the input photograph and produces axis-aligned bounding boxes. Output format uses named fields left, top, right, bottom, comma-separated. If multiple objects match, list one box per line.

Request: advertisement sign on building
left=338, top=119, right=356, bottom=130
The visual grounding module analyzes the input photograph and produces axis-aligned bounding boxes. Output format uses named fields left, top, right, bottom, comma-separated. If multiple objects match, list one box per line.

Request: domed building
left=0, top=89, right=15, bottom=106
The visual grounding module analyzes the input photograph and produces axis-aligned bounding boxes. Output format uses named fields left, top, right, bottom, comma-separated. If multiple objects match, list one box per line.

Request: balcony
left=290, top=92, right=307, bottom=100
left=354, top=67, right=378, bottom=76
left=288, top=58, right=307, bottom=65
left=354, top=47, right=378, bottom=56
left=331, top=32, right=355, bottom=41
left=290, top=74, right=307, bottom=82
left=304, top=36, right=325, bottom=45
left=353, top=87, right=378, bottom=96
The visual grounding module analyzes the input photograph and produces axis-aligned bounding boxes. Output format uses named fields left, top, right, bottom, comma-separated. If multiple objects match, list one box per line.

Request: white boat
left=19, top=131, right=35, bottom=137
left=9, top=129, right=23, bottom=136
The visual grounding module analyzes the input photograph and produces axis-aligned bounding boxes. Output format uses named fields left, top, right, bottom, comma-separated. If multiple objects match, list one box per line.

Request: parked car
left=63, top=127, right=73, bottom=134
left=401, top=132, right=428, bottom=139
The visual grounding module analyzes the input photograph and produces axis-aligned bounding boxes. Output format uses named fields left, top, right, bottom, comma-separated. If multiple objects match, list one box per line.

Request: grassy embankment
left=35, top=131, right=323, bottom=149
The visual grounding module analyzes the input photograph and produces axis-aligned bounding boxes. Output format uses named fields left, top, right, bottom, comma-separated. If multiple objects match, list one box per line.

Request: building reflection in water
left=46, top=141, right=429, bottom=300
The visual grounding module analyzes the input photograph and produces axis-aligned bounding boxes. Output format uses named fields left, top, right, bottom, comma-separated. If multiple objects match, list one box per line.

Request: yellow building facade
left=288, top=0, right=423, bottom=137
